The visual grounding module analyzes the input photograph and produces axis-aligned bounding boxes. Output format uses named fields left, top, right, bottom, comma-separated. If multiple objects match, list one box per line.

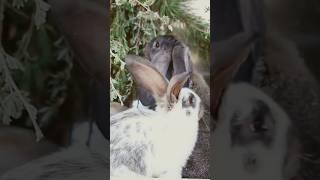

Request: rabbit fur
left=212, top=83, right=295, bottom=180
left=0, top=121, right=108, bottom=180
left=110, top=55, right=201, bottom=178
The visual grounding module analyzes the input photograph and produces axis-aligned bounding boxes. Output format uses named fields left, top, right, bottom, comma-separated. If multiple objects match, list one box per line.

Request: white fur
left=110, top=88, right=201, bottom=178
left=212, top=83, right=291, bottom=180
left=0, top=122, right=108, bottom=180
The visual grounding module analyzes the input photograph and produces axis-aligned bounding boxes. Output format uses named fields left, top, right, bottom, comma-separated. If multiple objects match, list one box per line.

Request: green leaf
left=34, top=0, right=51, bottom=29
left=137, top=11, right=160, bottom=21
left=25, top=103, right=37, bottom=121
left=115, top=0, right=127, bottom=6
left=2, top=93, right=24, bottom=121
left=144, top=0, right=156, bottom=7
left=5, top=54, right=24, bottom=71
left=2, top=113, right=12, bottom=125
left=128, top=0, right=137, bottom=6
left=12, top=0, right=28, bottom=9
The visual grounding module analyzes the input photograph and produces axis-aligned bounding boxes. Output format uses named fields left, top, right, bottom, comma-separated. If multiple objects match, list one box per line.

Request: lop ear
left=172, top=42, right=193, bottom=75
left=143, top=40, right=152, bottom=60
left=48, top=0, right=107, bottom=83
left=212, top=32, right=257, bottom=118
left=166, top=72, right=191, bottom=104
left=125, top=55, right=168, bottom=99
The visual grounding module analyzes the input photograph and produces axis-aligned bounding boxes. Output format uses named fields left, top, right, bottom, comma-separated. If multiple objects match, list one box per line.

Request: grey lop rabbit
left=110, top=55, right=202, bottom=178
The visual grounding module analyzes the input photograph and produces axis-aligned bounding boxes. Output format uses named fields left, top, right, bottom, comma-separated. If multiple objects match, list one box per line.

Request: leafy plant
left=0, top=0, right=73, bottom=140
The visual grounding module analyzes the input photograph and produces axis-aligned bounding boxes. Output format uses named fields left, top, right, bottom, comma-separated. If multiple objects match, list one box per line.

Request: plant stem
left=110, top=77, right=124, bottom=105
left=134, top=0, right=151, bottom=11
left=0, top=0, right=43, bottom=141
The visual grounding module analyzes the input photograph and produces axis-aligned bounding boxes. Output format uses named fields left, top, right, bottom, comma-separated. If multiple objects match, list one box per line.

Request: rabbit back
left=110, top=102, right=199, bottom=177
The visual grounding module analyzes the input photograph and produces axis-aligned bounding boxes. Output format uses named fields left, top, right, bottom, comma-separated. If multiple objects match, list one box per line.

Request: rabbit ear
left=212, top=32, right=257, bottom=118
left=48, top=0, right=107, bottom=83
left=172, top=42, right=193, bottom=75
left=166, top=72, right=191, bottom=104
left=126, top=55, right=168, bottom=98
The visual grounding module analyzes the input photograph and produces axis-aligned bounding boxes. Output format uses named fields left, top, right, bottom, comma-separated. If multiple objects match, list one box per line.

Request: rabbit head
left=125, top=55, right=200, bottom=116
left=212, top=83, right=300, bottom=180
left=137, top=35, right=193, bottom=109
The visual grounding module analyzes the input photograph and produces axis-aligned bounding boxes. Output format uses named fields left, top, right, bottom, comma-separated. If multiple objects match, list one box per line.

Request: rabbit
left=212, top=31, right=317, bottom=180
left=134, top=35, right=210, bottom=126
left=137, top=35, right=193, bottom=109
left=249, top=34, right=320, bottom=180
left=213, top=1, right=320, bottom=179
left=211, top=83, right=300, bottom=180
left=128, top=35, right=210, bottom=178
left=0, top=122, right=108, bottom=180
left=0, top=125, right=58, bottom=176
left=110, top=55, right=201, bottom=178
left=212, top=28, right=319, bottom=180
left=134, top=36, right=210, bottom=178
left=47, top=0, right=109, bottom=140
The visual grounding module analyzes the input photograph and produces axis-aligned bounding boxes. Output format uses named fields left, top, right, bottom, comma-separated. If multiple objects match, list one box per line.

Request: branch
left=133, top=0, right=151, bottom=11
left=0, top=0, right=44, bottom=141
left=110, top=77, right=124, bottom=105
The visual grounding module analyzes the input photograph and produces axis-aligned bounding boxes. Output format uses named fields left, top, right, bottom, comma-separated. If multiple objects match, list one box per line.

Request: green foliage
left=110, top=0, right=209, bottom=105
left=0, top=0, right=73, bottom=140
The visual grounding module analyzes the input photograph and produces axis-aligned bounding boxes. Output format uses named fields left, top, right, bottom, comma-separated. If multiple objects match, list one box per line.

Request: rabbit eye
left=189, top=95, right=195, bottom=104
left=182, top=93, right=196, bottom=108
left=154, top=41, right=160, bottom=48
left=250, top=118, right=268, bottom=133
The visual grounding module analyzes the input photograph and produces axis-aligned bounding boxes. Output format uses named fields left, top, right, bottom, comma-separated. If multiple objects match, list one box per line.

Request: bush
left=0, top=0, right=72, bottom=140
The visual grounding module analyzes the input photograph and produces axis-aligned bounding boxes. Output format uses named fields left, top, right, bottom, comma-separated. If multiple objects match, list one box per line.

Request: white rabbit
left=110, top=55, right=202, bottom=178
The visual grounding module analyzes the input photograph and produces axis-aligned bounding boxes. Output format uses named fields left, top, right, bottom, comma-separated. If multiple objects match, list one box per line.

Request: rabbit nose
left=163, top=44, right=169, bottom=51
left=162, top=42, right=174, bottom=51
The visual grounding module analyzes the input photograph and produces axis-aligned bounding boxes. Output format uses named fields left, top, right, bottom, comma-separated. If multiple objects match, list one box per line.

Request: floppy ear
left=166, top=72, right=191, bottom=104
left=126, top=55, right=168, bottom=99
left=143, top=40, right=152, bottom=60
left=48, top=0, right=107, bottom=83
left=172, top=42, right=193, bottom=75
left=212, top=32, right=257, bottom=118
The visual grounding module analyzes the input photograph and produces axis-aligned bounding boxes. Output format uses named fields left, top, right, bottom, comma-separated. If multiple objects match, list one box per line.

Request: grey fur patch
left=230, top=99, right=275, bottom=147
left=111, top=143, right=149, bottom=175
left=182, top=93, right=196, bottom=108
left=186, top=110, right=191, bottom=116
left=111, top=111, right=144, bottom=126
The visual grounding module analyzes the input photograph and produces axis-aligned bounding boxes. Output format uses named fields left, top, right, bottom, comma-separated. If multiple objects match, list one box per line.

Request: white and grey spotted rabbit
left=110, top=55, right=202, bottom=178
